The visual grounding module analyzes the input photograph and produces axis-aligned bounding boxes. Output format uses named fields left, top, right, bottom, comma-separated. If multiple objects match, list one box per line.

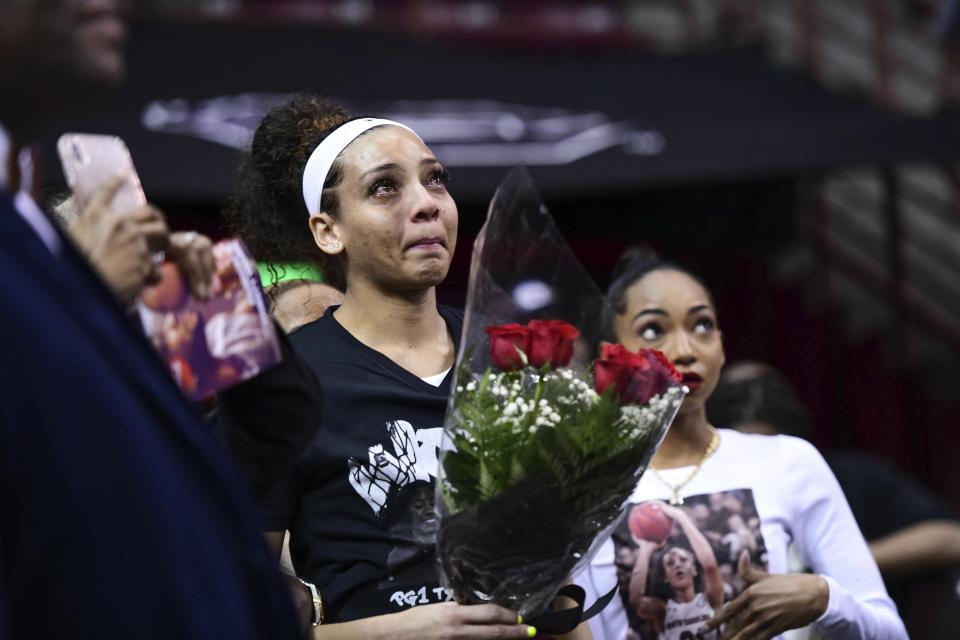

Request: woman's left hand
left=704, top=550, right=829, bottom=640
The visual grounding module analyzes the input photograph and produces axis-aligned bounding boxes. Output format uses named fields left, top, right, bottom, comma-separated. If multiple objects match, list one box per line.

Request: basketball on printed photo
left=628, top=502, right=673, bottom=543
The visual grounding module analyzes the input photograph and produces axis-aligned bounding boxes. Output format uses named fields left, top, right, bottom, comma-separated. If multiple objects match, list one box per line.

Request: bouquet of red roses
left=435, top=168, right=685, bottom=626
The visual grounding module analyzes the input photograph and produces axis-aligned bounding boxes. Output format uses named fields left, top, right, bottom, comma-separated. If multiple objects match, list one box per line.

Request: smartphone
left=57, top=133, right=147, bottom=213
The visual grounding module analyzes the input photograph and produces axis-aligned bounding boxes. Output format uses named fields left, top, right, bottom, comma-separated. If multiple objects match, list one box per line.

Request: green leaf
left=509, top=452, right=526, bottom=484
left=514, top=345, right=529, bottom=367
left=479, top=456, right=496, bottom=502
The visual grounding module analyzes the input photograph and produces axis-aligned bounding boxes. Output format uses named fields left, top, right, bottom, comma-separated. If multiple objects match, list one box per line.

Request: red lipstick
left=681, top=373, right=702, bottom=392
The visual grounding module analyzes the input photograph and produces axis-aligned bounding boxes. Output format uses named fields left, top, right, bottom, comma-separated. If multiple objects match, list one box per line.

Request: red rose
left=594, top=344, right=654, bottom=404
left=651, top=349, right=683, bottom=385
left=594, top=343, right=681, bottom=405
left=485, top=324, right=531, bottom=371
left=527, top=320, right=581, bottom=369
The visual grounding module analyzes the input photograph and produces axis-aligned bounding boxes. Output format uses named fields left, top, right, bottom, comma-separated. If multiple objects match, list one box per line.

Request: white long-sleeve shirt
left=576, top=429, right=907, bottom=640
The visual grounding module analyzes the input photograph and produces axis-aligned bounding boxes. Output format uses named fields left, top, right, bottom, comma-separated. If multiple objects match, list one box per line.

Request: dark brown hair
left=224, top=95, right=352, bottom=289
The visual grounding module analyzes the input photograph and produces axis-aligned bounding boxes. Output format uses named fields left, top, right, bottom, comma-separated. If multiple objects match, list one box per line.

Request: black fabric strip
left=525, top=583, right=618, bottom=636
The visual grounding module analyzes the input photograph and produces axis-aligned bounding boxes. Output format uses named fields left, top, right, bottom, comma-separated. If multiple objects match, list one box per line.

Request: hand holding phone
left=68, top=177, right=168, bottom=299
left=57, top=133, right=147, bottom=213
left=56, top=133, right=216, bottom=304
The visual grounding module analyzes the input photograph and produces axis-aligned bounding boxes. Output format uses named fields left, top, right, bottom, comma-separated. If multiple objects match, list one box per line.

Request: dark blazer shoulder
left=0, top=193, right=301, bottom=639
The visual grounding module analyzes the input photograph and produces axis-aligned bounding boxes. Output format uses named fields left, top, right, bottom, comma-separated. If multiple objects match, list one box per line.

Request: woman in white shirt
left=577, top=248, right=906, bottom=640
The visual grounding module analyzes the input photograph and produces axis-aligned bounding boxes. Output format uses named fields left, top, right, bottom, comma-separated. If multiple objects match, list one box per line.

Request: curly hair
left=223, top=95, right=352, bottom=289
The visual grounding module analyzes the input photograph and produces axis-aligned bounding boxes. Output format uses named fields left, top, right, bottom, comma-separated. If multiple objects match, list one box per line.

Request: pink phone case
left=57, top=133, right=147, bottom=213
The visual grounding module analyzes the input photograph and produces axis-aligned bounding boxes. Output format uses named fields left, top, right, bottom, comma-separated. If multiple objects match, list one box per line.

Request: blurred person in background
left=225, top=94, right=588, bottom=639
left=0, top=2, right=319, bottom=638
left=577, top=247, right=906, bottom=640
left=709, top=361, right=960, bottom=634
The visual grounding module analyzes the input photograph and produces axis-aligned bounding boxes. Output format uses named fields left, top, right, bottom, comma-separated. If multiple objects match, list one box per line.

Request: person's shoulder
left=288, top=307, right=341, bottom=355
left=772, top=432, right=824, bottom=462
left=716, top=428, right=809, bottom=458
left=288, top=313, right=331, bottom=339
left=718, top=428, right=818, bottom=456
left=0, top=198, right=48, bottom=264
left=717, top=429, right=827, bottom=477
left=438, top=305, right=464, bottom=328
left=0, top=191, right=18, bottom=218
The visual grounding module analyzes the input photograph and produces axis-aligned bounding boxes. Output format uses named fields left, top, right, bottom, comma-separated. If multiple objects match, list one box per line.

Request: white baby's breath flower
left=617, top=405, right=643, bottom=425
left=541, top=410, right=560, bottom=426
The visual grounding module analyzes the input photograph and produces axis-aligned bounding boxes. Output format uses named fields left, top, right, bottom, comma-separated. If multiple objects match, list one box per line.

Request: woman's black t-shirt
left=263, top=305, right=462, bottom=623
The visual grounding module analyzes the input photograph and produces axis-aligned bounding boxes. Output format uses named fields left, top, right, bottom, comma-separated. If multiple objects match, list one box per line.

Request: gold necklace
left=650, top=427, right=720, bottom=506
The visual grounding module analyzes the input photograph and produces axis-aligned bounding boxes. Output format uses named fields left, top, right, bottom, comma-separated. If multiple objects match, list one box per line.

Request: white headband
left=301, top=118, right=420, bottom=216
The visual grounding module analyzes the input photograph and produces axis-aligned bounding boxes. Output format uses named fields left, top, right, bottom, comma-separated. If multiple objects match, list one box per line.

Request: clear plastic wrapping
left=435, top=167, right=685, bottom=619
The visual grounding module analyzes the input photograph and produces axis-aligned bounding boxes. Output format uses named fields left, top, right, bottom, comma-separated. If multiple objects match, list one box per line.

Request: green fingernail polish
left=517, top=614, right=523, bottom=625
left=527, top=626, right=537, bottom=638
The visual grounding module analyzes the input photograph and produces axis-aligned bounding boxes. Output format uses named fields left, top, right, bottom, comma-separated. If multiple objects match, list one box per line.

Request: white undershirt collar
left=420, top=367, right=451, bottom=387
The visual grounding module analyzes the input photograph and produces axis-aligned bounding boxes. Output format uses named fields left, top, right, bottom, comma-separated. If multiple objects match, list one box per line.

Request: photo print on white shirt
left=614, top=489, right=768, bottom=640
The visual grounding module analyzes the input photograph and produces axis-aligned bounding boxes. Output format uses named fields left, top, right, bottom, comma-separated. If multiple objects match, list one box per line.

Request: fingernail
left=526, top=626, right=537, bottom=638
left=517, top=614, right=523, bottom=625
